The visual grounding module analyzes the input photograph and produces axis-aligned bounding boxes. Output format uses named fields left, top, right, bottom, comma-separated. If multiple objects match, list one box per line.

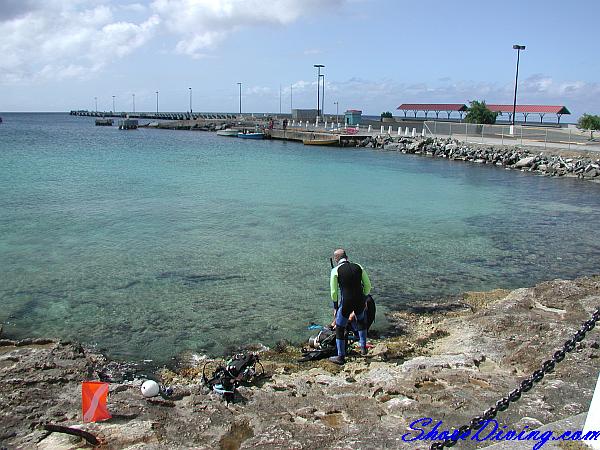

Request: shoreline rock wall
left=353, top=135, right=600, bottom=181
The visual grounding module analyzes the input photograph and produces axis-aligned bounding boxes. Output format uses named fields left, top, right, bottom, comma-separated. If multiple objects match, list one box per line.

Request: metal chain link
left=430, top=307, right=600, bottom=450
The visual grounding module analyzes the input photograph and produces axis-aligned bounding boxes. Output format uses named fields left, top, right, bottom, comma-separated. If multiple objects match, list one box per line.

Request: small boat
left=0, top=116, right=3, bottom=124
left=303, top=138, right=338, bottom=146
left=237, top=132, right=264, bottom=139
left=95, top=118, right=113, bottom=126
left=216, top=129, right=239, bottom=137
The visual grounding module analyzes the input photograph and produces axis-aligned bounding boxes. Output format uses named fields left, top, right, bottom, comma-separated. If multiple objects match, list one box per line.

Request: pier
left=70, top=110, right=240, bottom=121
left=266, top=128, right=373, bottom=145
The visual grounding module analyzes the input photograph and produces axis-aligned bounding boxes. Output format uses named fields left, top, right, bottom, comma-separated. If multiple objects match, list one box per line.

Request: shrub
left=577, top=113, right=600, bottom=140
left=465, top=100, right=498, bottom=124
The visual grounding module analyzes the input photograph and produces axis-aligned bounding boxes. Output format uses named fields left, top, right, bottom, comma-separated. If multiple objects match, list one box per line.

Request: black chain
left=430, top=307, right=600, bottom=450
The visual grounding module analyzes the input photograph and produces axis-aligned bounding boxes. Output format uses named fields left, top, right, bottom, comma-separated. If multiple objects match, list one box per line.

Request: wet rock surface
left=1, top=276, right=599, bottom=449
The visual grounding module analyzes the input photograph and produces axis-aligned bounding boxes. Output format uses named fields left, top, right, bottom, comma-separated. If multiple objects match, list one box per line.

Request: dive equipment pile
left=201, top=353, right=264, bottom=402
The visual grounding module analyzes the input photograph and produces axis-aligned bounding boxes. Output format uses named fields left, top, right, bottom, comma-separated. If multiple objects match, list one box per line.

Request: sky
left=0, top=0, right=598, bottom=119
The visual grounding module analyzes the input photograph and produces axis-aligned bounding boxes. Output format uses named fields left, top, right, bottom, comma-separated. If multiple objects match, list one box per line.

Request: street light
left=189, top=87, right=192, bottom=114
left=156, top=91, right=159, bottom=114
left=279, top=84, right=282, bottom=115
left=512, top=44, right=526, bottom=126
left=132, top=94, right=135, bottom=114
left=314, top=64, right=324, bottom=119
left=112, top=95, right=115, bottom=113
left=320, top=74, right=325, bottom=117
left=334, top=101, right=339, bottom=123
left=94, top=96, right=97, bottom=112
left=237, top=82, right=242, bottom=115
left=290, top=84, right=293, bottom=113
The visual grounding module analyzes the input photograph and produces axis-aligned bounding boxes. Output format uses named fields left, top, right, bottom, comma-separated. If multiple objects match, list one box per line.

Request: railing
left=423, top=121, right=600, bottom=152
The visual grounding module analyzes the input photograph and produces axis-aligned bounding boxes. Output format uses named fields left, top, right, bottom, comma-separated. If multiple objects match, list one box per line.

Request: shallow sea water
left=1, top=113, right=599, bottom=363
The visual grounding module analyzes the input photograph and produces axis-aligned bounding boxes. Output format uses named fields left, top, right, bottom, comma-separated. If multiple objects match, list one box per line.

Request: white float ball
left=141, top=380, right=160, bottom=398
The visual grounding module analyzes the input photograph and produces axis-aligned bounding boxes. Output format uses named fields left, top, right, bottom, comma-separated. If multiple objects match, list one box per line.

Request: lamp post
left=314, top=64, right=324, bottom=119
left=334, top=101, right=339, bottom=123
left=320, top=74, right=325, bottom=117
left=132, top=94, right=135, bottom=113
left=112, top=95, right=115, bottom=113
left=279, top=84, right=282, bottom=115
left=156, top=91, right=159, bottom=114
left=290, top=84, right=293, bottom=113
left=237, top=82, right=242, bottom=115
left=511, top=44, right=526, bottom=126
left=189, top=87, right=192, bottom=114
left=94, top=96, right=97, bottom=112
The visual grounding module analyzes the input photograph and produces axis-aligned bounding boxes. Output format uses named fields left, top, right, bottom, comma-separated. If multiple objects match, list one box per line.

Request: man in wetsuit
left=329, top=248, right=372, bottom=365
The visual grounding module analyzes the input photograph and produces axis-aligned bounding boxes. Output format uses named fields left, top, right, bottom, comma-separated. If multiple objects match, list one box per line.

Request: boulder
left=515, top=156, right=536, bottom=168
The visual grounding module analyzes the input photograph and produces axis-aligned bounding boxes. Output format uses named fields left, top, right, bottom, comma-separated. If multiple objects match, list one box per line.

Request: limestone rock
left=515, top=156, right=536, bottom=168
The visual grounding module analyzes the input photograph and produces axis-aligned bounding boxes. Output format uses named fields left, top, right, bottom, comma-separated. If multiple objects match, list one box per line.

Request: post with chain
left=430, top=307, right=600, bottom=450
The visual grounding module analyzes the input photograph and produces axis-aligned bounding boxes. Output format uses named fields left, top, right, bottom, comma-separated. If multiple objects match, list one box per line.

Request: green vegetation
left=465, top=100, right=498, bottom=124
left=380, top=111, right=393, bottom=119
left=577, top=113, right=600, bottom=140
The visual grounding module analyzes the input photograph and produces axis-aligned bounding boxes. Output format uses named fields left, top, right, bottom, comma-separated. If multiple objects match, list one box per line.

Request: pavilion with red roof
left=396, top=103, right=570, bottom=123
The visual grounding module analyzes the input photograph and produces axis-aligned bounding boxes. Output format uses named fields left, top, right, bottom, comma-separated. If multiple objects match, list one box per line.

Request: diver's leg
left=354, top=307, right=368, bottom=353
left=330, top=301, right=350, bottom=364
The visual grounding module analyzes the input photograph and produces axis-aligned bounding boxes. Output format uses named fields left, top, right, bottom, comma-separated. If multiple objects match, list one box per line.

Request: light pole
left=237, top=82, right=242, bottom=114
left=512, top=44, right=526, bottom=126
left=156, top=91, right=159, bottom=114
left=112, top=95, right=115, bottom=113
left=94, top=96, right=97, bottom=112
left=132, top=94, right=135, bottom=113
left=320, top=74, right=325, bottom=117
left=279, top=84, right=282, bottom=115
left=314, top=64, right=324, bottom=119
left=189, top=87, right=192, bottom=114
left=290, top=84, right=293, bottom=113
left=334, top=101, right=339, bottom=124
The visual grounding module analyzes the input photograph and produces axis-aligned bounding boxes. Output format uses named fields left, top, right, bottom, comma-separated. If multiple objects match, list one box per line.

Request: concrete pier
left=266, top=129, right=372, bottom=144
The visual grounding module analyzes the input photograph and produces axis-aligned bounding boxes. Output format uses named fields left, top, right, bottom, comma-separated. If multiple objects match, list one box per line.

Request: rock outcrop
left=1, top=276, right=599, bottom=449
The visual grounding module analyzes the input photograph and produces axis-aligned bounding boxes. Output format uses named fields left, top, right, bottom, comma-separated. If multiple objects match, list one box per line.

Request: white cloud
left=0, top=1, right=158, bottom=83
left=0, top=0, right=345, bottom=82
left=150, top=0, right=343, bottom=58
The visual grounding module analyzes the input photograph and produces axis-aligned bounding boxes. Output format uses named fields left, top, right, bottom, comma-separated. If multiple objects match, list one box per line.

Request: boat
left=302, top=138, right=338, bottom=146
left=216, top=129, right=239, bottom=137
left=0, top=116, right=3, bottom=124
left=95, top=118, right=113, bottom=126
left=237, top=132, right=264, bottom=139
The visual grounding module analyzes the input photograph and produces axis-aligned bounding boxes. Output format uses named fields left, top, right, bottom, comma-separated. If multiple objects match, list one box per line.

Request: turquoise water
left=1, top=113, right=600, bottom=363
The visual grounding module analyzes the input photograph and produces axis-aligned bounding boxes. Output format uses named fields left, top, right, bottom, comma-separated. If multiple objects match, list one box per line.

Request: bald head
left=333, top=248, right=347, bottom=264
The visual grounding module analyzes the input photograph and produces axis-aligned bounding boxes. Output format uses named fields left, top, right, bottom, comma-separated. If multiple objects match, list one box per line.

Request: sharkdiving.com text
left=402, top=417, right=600, bottom=450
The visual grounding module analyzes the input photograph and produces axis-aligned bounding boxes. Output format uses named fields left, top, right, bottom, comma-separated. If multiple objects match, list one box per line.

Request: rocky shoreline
left=1, top=275, right=599, bottom=449
left=350, top=135, right=600, bottom=181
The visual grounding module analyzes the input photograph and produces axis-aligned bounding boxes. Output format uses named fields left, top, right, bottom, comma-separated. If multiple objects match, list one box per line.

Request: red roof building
left=396, top=103, right=570, bottom=123
left=397, top=103, right=468, bottom=119
left=486, top=104, right=570, bottom=123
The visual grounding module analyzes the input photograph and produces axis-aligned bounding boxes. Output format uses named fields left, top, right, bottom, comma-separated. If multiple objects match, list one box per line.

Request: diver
left=329, top=248, right=372, bottom=365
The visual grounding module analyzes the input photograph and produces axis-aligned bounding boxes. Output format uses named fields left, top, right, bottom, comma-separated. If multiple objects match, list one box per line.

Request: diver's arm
left=360, top=265, right=372, bottom=295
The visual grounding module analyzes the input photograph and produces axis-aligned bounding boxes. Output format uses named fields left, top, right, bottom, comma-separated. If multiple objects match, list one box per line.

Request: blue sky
left=1, top=0, right=598, bottom=119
